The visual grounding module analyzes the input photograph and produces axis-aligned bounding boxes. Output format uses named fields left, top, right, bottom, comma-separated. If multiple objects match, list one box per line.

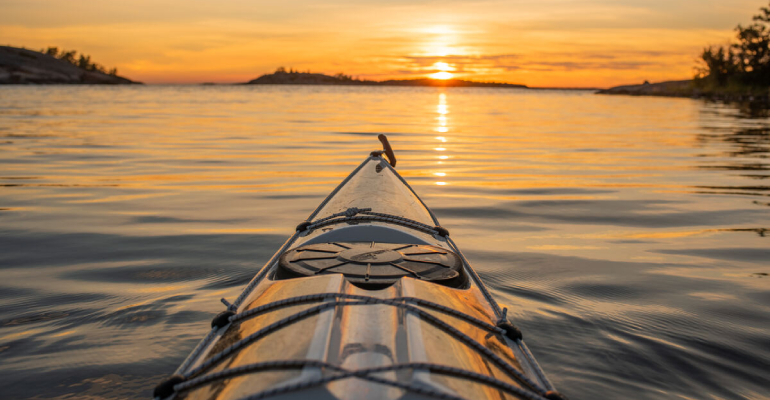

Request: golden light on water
left=434, top=93, right=451, bottom=185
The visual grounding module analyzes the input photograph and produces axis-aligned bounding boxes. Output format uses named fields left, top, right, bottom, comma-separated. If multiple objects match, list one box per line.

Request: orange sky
left=0, top=0, right=762, bottom=87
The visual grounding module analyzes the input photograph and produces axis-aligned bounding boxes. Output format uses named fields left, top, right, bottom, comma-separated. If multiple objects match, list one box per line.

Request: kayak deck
left=155, top=152, right=563, bottom=400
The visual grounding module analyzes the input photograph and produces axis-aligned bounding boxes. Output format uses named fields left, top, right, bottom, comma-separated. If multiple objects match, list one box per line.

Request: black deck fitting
left=295, top=221, right=311, bottom=232
left=153, top=374, right=185, bottom=399
left=496, top=321, right=523, bottom=341
left=434, top=226, right=449, bottom=237
left=211, top=310, right=236, bottom=329
left=545, top=391, right=569, bottom=400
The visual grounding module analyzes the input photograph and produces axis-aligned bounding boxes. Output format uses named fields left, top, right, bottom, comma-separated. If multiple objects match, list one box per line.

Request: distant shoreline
left=244, top=70, right=531, bottom=89
left=598, top=79, right=769, bottom=102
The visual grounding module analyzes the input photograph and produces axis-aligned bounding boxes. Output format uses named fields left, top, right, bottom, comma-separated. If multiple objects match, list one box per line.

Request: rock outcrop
left=0, top=46, right=139, bottom=84
left=596, top=80, right=694, bottom=97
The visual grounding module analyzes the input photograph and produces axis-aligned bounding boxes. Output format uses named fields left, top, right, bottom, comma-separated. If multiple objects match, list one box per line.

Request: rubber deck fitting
left=545, top=391, right=569, bottom=400
left=211, top=310, right=236, bottom=329
left=153, top=374, right=185, bottom=399
left=496, top=321, right=523, bottom=341
left=295, top=221, right=311, bottom=232
left=434, top=226, right=449, bottom=237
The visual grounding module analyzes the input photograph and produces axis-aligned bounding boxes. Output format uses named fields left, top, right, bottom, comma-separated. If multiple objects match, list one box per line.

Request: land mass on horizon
left=0, top=46, right=139, bottom=84
left=246, top=68, right=528, bottom=88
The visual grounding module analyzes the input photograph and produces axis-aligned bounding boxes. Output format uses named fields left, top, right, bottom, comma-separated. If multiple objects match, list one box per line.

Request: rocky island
left=598, top=79, right=768, bottom=102
left=597, top=80, right=694, bottom=97
left=0, top=46, right=139, bottom=84
left=246, top=68, right=527, bottom=88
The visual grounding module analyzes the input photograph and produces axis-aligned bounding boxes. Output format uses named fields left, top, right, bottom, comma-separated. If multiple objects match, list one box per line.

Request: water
left=0, top=85, right=768, bottom=400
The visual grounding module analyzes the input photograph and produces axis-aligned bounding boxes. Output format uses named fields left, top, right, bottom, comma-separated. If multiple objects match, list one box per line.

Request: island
left=246, top=68, right=527, bottom=88
left=0, top=46, right=139, bottom=84
left=597, top=80, right=697, bottom=97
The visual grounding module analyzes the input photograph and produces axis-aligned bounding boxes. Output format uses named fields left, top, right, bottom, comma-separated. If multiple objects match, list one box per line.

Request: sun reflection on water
left=434, top=93, right=450, bottom=185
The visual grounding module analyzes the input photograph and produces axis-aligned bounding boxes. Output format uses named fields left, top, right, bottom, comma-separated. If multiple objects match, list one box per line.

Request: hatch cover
left=276, top=242, right=466, bottom=288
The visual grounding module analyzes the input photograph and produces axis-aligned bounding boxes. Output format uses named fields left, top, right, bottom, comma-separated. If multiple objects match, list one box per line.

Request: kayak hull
left=160, top=154, right=559, bottom=400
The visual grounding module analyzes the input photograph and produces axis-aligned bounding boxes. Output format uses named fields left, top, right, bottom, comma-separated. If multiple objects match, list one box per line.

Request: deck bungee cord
left=176, top=360, right=551, bottom=400
left=154, top=136, right=567, bottom=400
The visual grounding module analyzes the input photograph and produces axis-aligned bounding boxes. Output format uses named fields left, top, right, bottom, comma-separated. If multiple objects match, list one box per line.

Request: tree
left=334, top=72, right=353, bottom=81
left=697, top=46, right=737, bottom=86
left=698, top=1, right=770, bottom=87
left=77, top=54, right=92, bottom=69
left=58, top=50, right=77, bottom=65
left=45, top=47, right=59, bottom=57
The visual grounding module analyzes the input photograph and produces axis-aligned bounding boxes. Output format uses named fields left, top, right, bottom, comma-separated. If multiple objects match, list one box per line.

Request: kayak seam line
left=230, top=231, right=301, bottom=312
left=446, top=236, right=555, bottom=392
left=446, top=236, right=503, bottom=319
left=381, top=155, right=442, bottom=226
left=518, top=340, right=556, bottom=392
left=176, top=232, right=301, bottom=375
left=304, top=157, right=374, bottom=222
left=174, top=327, right=218, bottom=376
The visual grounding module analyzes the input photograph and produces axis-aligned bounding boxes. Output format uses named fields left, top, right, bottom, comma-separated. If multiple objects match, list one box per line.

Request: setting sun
left=432, top=62, right=454, bottom=72
left=430, top=71, right=454, bottom=80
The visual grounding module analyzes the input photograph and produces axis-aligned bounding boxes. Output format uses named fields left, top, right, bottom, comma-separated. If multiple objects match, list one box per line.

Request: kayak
left=153, top=135, right=566, bottom=400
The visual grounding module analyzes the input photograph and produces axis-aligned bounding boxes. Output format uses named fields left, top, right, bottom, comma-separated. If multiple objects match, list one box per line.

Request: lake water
left=0, top=85, right=768, bottom=400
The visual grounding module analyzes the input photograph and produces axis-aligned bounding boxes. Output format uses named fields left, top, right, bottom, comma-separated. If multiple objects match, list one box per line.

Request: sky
left=0, top=0, right=764, bottom=87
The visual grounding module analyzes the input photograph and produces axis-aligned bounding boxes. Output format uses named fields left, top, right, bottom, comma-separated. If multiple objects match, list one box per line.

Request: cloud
left=394, top=52, right=664, bottom=75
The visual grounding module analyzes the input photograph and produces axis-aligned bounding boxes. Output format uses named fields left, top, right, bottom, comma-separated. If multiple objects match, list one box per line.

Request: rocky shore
left=0, top=46, right=138, bottom=84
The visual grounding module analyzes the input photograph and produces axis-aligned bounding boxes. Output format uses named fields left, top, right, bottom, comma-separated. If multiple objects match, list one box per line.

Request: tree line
left=39, top=47, right=118, bottom=76
left=698, top=2, right=770, bottom=89
left=274, top=66, right=357, bottom=81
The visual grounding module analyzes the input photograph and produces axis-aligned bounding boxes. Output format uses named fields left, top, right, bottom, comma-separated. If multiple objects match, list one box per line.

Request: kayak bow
left=154, top=136, right=565, bottom=400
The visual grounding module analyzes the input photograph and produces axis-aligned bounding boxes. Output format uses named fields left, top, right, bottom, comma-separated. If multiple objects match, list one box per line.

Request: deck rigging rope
left=175, top=360, right=549, bottom=400
left=298, top=206, right=505, bottom=321
left=182, top=294, right=546, bottom=396
left=299, top=207, right=442, bottom=236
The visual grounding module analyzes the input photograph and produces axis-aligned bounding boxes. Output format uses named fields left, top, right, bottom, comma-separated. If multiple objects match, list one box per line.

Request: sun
left=433, top=61, right=453, bottom=71
left=429, top=62, right=455, bottom=80
left=429, top=71, right=454, bottom=80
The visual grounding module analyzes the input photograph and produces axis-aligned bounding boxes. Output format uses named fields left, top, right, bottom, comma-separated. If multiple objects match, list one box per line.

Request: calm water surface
left=0, top=85, right=768, bottom=399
